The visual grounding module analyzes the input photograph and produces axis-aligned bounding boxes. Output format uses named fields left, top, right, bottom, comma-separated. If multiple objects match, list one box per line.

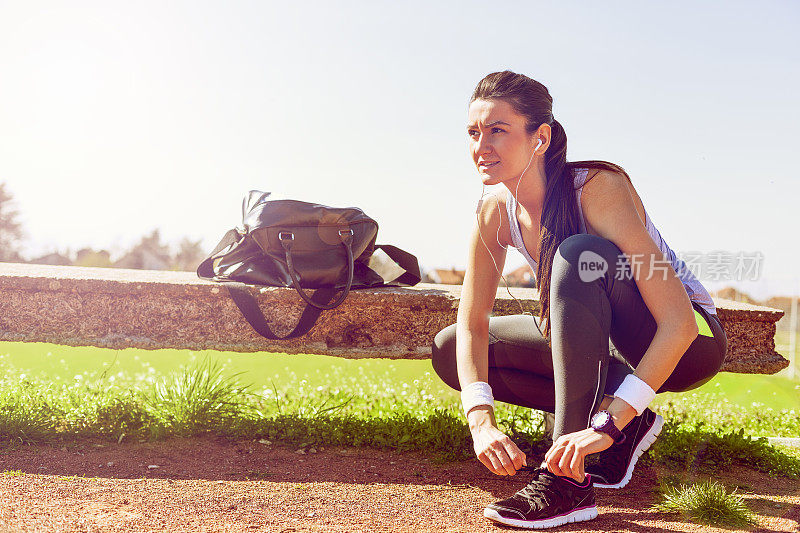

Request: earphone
left=475, top=137, right=545, bottom=337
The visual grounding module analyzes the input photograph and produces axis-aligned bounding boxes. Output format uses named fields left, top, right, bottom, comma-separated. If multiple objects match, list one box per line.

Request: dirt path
left=0, top=436, right=797, bottom=532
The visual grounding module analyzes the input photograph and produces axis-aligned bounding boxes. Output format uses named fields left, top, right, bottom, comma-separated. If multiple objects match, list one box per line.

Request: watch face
left=593, top=411, right=610, bottom=428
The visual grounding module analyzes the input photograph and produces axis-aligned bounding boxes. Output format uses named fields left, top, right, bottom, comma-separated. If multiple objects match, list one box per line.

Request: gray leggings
left=431, top=233, right=728, bottom=439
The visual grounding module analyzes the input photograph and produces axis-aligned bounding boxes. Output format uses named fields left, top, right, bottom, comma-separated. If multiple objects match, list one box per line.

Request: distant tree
left=74, top=248, right=113, bottom=268
left=0, top=182, right=25, bottom=262
left=27, top=251, right=72, bottom=266
left=113, top=229, right=172, bottom=270
left=171, top=237, right=206, bottom=271
left=712, top=286, right=760, bottom=305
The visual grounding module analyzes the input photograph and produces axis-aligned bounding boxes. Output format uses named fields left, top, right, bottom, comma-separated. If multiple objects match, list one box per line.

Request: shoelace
left=511, top=468, right=563, bottom=509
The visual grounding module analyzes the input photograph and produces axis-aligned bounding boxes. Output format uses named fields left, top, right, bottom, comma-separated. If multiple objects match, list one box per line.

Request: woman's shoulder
left=476, top=191, right=513, bottom=248
left=579, top=166, right=628, bottom=186
left=578, top=167, right=647, bottom=230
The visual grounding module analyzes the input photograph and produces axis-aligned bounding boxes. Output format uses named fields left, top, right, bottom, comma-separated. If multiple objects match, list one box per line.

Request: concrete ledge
left=0, top=263, right=789, bottom=374
left=767, top=437, right=800, bottom=449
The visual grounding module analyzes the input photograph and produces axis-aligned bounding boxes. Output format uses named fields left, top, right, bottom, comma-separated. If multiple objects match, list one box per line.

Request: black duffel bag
left=197, top=190, right=421, bottom=339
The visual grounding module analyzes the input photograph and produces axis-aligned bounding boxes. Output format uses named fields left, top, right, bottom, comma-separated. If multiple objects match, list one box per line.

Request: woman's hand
left=543, top=428, right=614, bottom=482
left=471, top=424, right=528, bottom=476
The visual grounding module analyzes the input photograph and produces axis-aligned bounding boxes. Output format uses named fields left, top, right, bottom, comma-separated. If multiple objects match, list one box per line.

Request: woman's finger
left=478, top=452, right=497, bottom=475
left=546, top=445, right=566, bottom=477
left=568, top=445, right=585, bottom=481
left=500, top=438, right=526, bottom=471
left=483, top=450, right=506, bottom=476
left=544, top=439, right=564, bottom=466
left=557, top=442, right=577, bottom=479
left=508, top=445, right=527, bottom=470
left=490, top=445, right=517, bottom=476
left=478, top=454, right=499, bottom=475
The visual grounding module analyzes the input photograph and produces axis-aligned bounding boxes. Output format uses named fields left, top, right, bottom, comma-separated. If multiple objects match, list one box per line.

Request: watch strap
left=591, top=410, right=626, bottom=445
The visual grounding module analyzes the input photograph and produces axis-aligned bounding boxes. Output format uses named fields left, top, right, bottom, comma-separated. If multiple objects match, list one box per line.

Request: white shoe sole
left=594, top=414, right=664, bottom=489
left=483, top=505, right=599, bottom=529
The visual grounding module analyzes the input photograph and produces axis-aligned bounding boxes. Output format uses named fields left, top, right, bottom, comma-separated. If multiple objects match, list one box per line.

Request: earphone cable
left=475, top=144, right=545, bottom=338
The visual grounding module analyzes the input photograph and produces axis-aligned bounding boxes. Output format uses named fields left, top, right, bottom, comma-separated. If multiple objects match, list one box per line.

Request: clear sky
left=0, top=1, right=797, bottom=299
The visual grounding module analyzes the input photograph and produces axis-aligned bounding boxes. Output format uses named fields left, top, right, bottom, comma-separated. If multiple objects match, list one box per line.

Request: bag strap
left=374, top=244, right=422, bottom=286
left=279, top=229, right=355, bottom=310
left=222, top=281, right=339, bottom=340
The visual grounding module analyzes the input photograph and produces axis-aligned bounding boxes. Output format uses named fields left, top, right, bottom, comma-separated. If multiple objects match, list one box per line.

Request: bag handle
left=279, top=229, right=355, bottom=310
left=223, top=281, right=338, bottom=340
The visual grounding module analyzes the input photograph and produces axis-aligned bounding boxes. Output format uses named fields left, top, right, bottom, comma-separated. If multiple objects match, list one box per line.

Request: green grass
left=650, top=477, right=757, bottom=529
left=676, top=371, right=799, bottom=410
left=1, top=342, right=797, bottom=405
left=2, top=341, right=795, bottom=436
left=0, top=342, right=438, bottom=391
left=652, top=375, right=799, bottom=438
left=649, top=421, right=800, bottom=479
left=0, top=341, right=797, bottom=476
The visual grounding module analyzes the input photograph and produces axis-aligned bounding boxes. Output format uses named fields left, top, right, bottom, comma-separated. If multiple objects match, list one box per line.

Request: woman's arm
left=544, top=170, right=700, bottom=482
left=458, top=196, right=528, bottom=476
left=581, top=170, right=700, bottom=429
left=457, top=196, right=507, bottom=429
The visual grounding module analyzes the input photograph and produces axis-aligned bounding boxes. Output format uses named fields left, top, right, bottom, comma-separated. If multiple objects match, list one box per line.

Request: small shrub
left=650, top=478, right=757, bottom=529
left=141, top=355, right=256, bottom=437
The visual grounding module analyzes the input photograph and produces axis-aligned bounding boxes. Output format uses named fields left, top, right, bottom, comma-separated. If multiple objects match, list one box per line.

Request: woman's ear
left=536, top=123, right=552, bottom=153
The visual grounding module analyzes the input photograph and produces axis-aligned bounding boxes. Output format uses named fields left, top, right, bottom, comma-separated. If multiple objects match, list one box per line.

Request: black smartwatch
left=590, top=410, right=626, bottom=445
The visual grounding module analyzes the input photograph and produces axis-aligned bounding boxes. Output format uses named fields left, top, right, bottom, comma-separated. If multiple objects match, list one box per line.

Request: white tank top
left=505, top=167, right=717, bottom=315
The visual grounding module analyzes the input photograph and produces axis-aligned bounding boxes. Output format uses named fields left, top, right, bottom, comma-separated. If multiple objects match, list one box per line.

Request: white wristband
left=461, top=381, right=494, bottom=418
left=613, top=374, right=656, bottom=416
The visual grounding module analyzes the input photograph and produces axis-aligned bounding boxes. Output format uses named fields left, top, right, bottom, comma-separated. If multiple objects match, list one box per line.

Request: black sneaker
left=483, top=467, right=598, bottom=529
left=585, top=407, right=664, bottom=489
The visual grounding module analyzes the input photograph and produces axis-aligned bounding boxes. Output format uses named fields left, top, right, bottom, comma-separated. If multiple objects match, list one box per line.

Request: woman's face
left=467, top=98, right=537, bottom=186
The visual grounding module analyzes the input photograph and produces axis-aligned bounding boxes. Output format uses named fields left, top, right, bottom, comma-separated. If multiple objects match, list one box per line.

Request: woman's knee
left=554, top=233, right=622, bottom=270
left=431, top=323, right=460, bottom=390
left=551, top=233, right=631, bottom=295
left=658, top=349, right=725, bottom=393
left=660, top=371, right=715, bottom=394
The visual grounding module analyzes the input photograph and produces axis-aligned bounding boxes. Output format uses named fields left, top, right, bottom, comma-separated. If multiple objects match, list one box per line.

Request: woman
left=430, top=70, right=728, bottom=529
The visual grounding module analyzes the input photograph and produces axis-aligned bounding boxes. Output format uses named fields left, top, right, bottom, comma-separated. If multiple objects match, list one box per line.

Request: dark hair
left=470, top=70, right=631, bottom=344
